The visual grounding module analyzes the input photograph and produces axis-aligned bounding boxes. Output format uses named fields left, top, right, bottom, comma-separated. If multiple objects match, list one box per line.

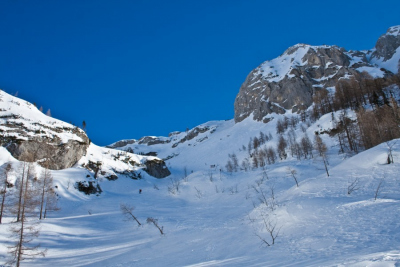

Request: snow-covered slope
left=0, top=90, right=170, bottom=179
left=1, top=112, right=399, bottom=266
left=0, top=91, right=85, bottom=143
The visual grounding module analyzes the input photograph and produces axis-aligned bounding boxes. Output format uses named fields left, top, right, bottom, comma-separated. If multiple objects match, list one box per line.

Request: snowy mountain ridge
left=234, top=25, right=400, bottom=123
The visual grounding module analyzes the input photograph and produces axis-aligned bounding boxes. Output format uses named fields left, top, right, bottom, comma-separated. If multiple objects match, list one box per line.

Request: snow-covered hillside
left=1, top=105, right=400, bottom=266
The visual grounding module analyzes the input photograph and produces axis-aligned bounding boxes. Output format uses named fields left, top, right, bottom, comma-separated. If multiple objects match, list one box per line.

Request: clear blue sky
left=0, top=0, right=399, bottom=145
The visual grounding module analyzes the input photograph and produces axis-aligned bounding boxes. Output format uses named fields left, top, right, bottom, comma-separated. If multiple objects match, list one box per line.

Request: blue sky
left=0, top=0, right=399, bottom=145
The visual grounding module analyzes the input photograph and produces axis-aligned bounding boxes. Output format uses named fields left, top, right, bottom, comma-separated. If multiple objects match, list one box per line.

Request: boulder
left=144, top=158, right=171, bottom=178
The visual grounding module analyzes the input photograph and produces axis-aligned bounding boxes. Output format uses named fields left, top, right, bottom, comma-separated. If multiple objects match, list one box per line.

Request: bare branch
left=120, top=203, right=141, bottom=226
left=146, top=217, right=164, bottom=235
left=347, top=177, right=360, bottom=195
left=374, top=178, right=384, bottom=201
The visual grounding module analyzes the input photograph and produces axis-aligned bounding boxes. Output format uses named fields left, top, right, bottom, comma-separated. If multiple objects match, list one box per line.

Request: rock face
left=371, top=26, right=400, bottom=61
left=144, top=158, right=171, bottom=178
left=106, top=139, right=137, bottom=149
left=234, top=26, right=400, bottom=123
left=6, top=137, right=89, bottom=170
left=0, top=91, right=90, bottom=170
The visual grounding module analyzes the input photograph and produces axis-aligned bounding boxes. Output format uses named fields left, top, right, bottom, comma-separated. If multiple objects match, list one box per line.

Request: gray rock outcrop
left=0, top=122, right=90, bottom=170
left=144, top=158, right=171, bottom=178
left=234, top=26, right=400, bottom=123
left=234, top=45, right=360, bottom=122
left=0, top=91, right=90, bottom=170
left=371, top=25, right=400, bottom=61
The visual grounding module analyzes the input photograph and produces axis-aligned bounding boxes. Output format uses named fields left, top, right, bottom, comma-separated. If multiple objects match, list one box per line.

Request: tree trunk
left=0, top=179, right=7, bottom=224
left=17, top=163, right=26, bottom=222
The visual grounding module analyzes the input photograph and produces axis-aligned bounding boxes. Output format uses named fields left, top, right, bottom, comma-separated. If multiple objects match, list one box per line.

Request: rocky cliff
left=234, top=25, right=400, bottom=123
left=0, top=90, right=90, bottom=170
left=0, top=90, right=171, bottom=178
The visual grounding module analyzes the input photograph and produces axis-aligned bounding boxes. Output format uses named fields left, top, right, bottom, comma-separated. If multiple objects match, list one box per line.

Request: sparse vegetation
left=146, top=217, right=164, bottom=235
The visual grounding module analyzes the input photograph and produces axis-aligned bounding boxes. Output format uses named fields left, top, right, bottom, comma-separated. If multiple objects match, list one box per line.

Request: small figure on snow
left=139, top=189, right=142, bottom=194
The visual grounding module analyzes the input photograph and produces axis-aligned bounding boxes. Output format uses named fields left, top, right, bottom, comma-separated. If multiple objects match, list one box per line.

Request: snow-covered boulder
left=0, top=90, right=89, bottom=170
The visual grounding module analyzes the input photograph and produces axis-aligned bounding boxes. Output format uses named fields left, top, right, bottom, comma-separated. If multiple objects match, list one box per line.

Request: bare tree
left=208, top=170, right=214, bottom=182
left=16, top=162, right=27, bottom=223
left=183, top=166, right=188, bottom=182
left=314, top=135, right=329, bottom=177
left=266, top=147, right=277, bottom=164
left=120, top=203, right=141, bottom=226
left=252, top=184, right=268, bottom=206
left=287, top=167, right=299, bottom=187
left=146, top=217, right=164, bottom=235
left=347, top=177, right=360, bottom=195
left=8, top=163, right=45, bottom=266
left=225, top=159, right=234, bottom=174
left=16, top=161, right=35, bottom=222
left=374, top=178, right=384, bottom=201
left=0, top=163, right=12, bottom=224
left=386, top=141, right=396, bottom=164
left=194, top=187, right=203, bottom=199
left=43, top=187, right=59, bottom=219
left=229, top=153, right=239, bottom=172
left=241, top=158, right=250, bottom=171
left=38, top=168, right=56, bottom=220
left=167, top=178, right=180, bottom=195
left=276, top=119, right=285, bottom=134
left=268, top=185, right=278, bottom=212
left=251, top=182, right=277, bottom=211
left=277, top=135, right=287, bottom=160
left=300, top=134, right=313, bottom=159
left=252, top=212, right=281, bottom=247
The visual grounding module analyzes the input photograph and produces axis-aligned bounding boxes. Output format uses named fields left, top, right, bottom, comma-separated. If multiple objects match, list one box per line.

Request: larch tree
left=314, top=135, right=329, bottom=177
left=8, top=161, right=46, bottom=266
left=0, top=163, right=12, bottom=224
left=38, top=168, right=57, bottom=220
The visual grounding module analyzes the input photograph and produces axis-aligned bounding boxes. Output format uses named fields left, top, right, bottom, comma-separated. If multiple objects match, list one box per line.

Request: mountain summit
left=234, top=26, right=400, bottom=123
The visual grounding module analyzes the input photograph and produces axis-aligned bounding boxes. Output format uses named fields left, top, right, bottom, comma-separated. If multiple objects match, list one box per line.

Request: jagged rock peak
left=256, top=44, right=349, bottom=83
left=234, top=43, right=356, bottom=123
left=234, top=26, right=400, bottom=123
left=371, top=25, right=400, bottom=62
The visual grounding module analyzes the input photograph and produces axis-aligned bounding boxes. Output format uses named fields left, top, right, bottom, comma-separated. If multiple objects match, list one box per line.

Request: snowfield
left=1, top=111, right=400, bottom=266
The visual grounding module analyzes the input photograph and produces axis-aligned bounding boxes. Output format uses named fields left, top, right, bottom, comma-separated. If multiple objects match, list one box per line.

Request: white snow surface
left=386, top=25, right=400, bottom=36
left=371, top=46, right=400, bottom=74
left=0, top=90, right=85, bottom=143
left=1, top=108, right=400, bottom=266
left=355, top=66, right=385, bottom=78
left=258, top=44, right=311, bottom=82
